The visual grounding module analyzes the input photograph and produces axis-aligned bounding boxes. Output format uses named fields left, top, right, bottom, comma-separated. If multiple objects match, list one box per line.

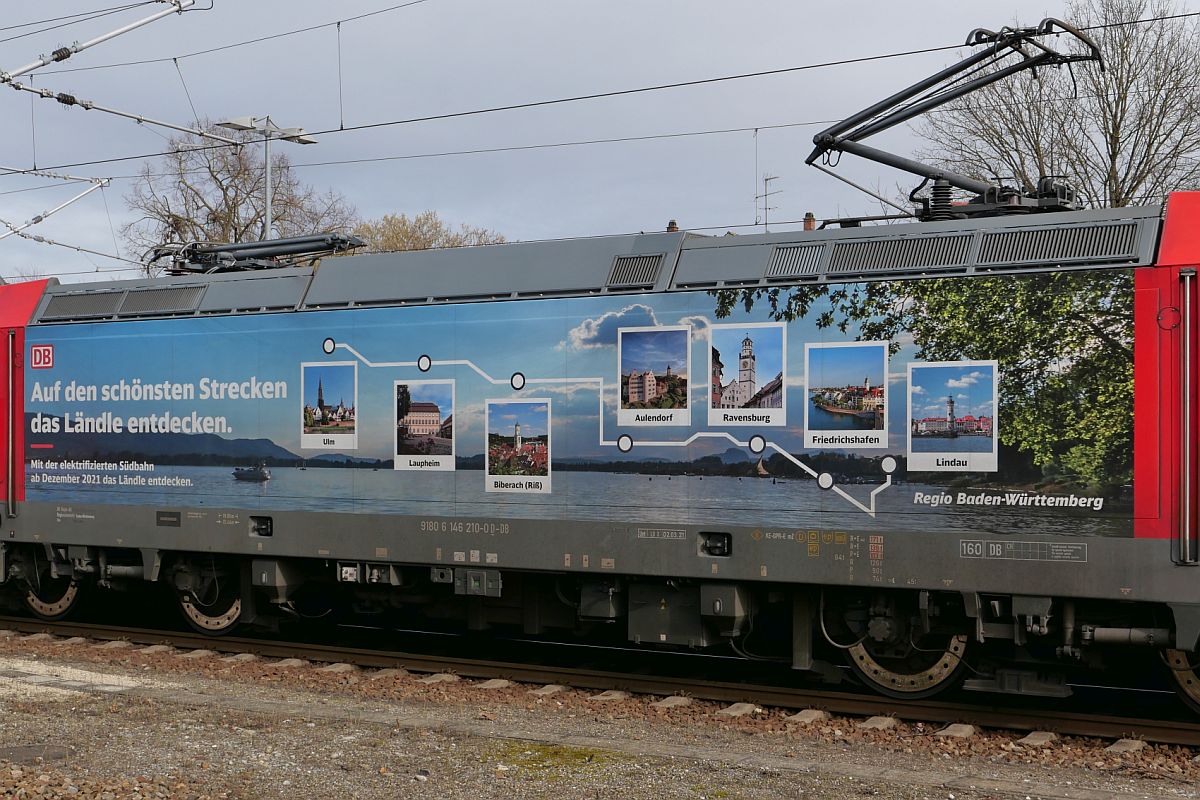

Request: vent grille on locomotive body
left=28, top=206, right=1160, bottom=324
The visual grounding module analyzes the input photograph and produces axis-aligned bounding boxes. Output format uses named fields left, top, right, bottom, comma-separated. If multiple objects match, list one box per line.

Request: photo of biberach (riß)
left=486, top=399, right=551, bottom=493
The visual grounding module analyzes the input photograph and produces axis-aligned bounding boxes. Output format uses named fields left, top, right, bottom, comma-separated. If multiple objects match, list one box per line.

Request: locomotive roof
left=28, top=204, right=1161, bottom=325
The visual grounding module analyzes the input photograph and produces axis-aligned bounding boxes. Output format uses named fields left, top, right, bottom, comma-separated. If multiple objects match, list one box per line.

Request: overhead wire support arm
left=805, top=18, right=1103, bottom=220
left=0, top=0, right=195, bottom=83
left=0, top=179, right=109, bottom=242
left=4, top=79, right=239, bottom=144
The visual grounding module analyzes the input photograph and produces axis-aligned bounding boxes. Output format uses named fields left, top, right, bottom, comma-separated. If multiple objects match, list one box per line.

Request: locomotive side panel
left=11, top=268, right=1142, bottom=601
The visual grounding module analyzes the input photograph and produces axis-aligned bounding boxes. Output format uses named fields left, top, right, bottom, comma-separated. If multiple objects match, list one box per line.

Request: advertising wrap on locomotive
left=1, top=194, right=1200, bottom=704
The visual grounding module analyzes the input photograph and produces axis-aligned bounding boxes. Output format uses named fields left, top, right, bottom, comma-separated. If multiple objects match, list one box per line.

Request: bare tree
left=353, top=211, right=505, bottom=253
left=915, top=0, right=1200, bottom=207
left=122, top=125, right=357, bottom=267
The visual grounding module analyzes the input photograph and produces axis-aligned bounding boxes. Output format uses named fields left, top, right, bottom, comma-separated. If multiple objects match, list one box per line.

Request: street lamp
left=215, top=115, right=317, bottom=241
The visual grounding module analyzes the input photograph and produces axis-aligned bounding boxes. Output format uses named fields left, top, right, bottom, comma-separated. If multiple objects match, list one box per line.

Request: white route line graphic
left=335, top=342, right=895, bottom=517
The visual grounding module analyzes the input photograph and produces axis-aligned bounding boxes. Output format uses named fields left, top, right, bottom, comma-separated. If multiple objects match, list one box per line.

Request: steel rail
left=3, top=615, right=1199, bottom=746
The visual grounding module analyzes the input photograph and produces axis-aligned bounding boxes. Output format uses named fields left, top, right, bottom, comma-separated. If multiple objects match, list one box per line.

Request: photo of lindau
left=909, top=363, right=996, bottom=454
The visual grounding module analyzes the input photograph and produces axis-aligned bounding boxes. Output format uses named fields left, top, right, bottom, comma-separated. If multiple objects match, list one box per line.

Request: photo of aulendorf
left=618, top=326, right=690, bottom=426
left=486, top=399, right=551, bottom=493
left=395, top=380, right=454, bottom=471
left=301, top=362, right=357, bottom=449
left=803, top=342, right=887, bottom=449
left=908, top=361, right=998, bottom=472
left=709, top=322, right=785, bottom=426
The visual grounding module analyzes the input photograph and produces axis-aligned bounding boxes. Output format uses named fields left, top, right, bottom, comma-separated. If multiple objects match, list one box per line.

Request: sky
left=488, top=401, right=548, bottom=438
left=808, top=343, right=886, bottom=390
left=0, top=0, right=1107, bottom=284
left=302, top=363, right=355, bottom=409
left=24, top=291, right=925, bottom=460
left=403, top=381, right=453, bottom=422
left=620, top=328, right=688, bottom=376
left=910, top=364, right=995, bottom=419
left=712, top=325, right=783, bottom=385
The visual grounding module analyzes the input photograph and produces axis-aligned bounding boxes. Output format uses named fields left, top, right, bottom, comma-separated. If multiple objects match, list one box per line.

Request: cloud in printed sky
left=676, top=314, right=710, bottom=333
left=947, top=371, right=984, bottom=389
left=558, top=304, right=658, bottom=351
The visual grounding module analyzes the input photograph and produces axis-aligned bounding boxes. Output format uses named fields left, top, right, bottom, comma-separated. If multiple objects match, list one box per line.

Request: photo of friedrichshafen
left=710, top=326, right=783, bottom=410
left=301, top=364, right=356, bottom=436
left=806, top=343, right=886, bottom=431
left=487, top=401, right=550, bottom=477
left=619, top=328, right=689, bottom=410
left=396, top=382, right=453, bottom=456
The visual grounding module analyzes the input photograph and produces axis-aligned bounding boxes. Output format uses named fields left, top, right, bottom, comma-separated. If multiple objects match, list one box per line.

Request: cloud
left=947, top=370, right=984, bottom=389
left=558, top=304, right=658, bottom=351
left=676, top=314, right=710, bottom=333
left=908, top=382, right=924, bottom=394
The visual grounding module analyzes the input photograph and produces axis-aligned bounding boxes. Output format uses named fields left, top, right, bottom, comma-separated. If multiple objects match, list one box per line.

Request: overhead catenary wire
left=36, top=0, right=435, bottom=76
left=20, top=10, right=1200, bottom=177
left=0, top=180, right=109, bottom=242
left=5, top=10, right=1194, bottom=275
left=1, top=0, right=197, bottom=82
left=31, top=6, right=1198, bottom=80
left=0, top=2, right=156, bottom=46
left=173, top=58, right=201, bottom=124
left=0, top=2, right=155, bottom=34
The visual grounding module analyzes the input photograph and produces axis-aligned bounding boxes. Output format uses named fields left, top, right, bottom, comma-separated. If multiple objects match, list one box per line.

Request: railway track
left=3, top=614, right=1199, bottom=747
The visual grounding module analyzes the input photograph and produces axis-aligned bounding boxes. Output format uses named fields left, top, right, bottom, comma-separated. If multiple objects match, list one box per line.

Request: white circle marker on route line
left=617, top=434, right=633, bottom=453
left=881, top=456, right=897, bottom=474
left=817, top=472, right=835, bottom=490
left=510, top=372, right=526, bottom=390
left=418, top=354, right=432, bottom=372
left=748, top=435, right=766, bottom=454
left=322, top=337, right=336, bottom=354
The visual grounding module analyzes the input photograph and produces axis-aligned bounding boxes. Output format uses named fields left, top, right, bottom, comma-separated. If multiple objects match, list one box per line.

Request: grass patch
left=493, top=740, right=620, bottom=776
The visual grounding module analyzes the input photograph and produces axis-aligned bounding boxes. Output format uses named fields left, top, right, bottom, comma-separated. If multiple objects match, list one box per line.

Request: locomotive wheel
left=178, top=583, right=242, bottom=635
left=23, top=576, right=82, bottom=621
left=846, top=634, right=969, bottom=699
left=1163, top=649, right=1200, bottom=714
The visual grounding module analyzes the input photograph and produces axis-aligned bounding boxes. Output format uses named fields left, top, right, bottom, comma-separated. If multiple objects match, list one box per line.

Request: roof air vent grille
left=118, top=285, right=206, bottom=316
left=607, top=254, right=664, bottom=288
left=765, top=244, right=824, bottom=278
left=829, top=234, right=972, bottom=275
left=41, top=290, right=124, bottom=321
left=978, top=221, right=1137, bottom=265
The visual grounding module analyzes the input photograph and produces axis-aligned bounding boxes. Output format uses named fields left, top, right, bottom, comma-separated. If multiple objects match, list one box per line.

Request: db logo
left=30, top=344, right=54, bottom=369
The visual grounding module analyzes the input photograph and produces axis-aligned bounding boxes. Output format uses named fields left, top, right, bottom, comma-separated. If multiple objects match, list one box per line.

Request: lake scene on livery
left=22, top=466, right=1129, bottom=537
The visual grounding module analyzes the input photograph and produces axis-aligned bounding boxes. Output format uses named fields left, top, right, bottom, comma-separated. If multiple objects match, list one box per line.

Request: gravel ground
left=0, top=632, right=1196, bottom=799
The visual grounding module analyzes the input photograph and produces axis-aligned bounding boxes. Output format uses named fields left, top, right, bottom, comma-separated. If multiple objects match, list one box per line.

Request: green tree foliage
left=714, top=272, right=1132, bottom=486
left=354, top=211, right=505, bottom=252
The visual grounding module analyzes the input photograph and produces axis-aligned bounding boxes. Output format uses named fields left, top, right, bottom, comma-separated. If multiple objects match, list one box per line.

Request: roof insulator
left=54, top=93, right=76, bottom=106
left=51, top=47, right=72, bottom=62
